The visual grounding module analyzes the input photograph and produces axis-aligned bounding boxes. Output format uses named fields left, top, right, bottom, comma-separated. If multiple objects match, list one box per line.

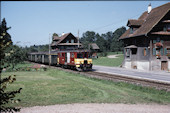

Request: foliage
left=80, top=31, right=96, bottom=49
left=80, top=27, right=126, bottom=52
left=93, top=54, right=124, bottom=67
left=0, top=75, right=22, bottom=112
left=52, top=33, right=59, bottom=37
left=4, top=45, right=27, bottom=69
left=2, top=67, right=170, bottom=107
left=25, top=44, right=49, bottom=53
left=0, top=18, right=22, bottom=112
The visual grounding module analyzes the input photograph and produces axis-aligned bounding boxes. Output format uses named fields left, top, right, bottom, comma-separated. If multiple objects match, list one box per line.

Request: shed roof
left=89, top=43, right=100, bottom=50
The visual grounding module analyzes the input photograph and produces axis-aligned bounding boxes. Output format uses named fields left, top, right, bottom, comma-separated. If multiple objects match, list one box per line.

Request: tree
left=111, top=26, right=126, bottom=52
left=5, top=45, right=27, bottom=69
left=0, top=18, right=22, bottom=112
left=52, top=33, right=59, bottom=37
left=96, top=33, right=106, bottom=52
left=80, top=31, right=96, bottom=49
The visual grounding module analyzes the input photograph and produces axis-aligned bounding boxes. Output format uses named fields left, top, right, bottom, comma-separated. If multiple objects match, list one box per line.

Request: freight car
left=28, top=50, right=93, bottom=71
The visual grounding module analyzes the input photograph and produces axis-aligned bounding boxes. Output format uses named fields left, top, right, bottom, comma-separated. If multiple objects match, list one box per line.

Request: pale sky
left=1, top=1, right=169, bottom=47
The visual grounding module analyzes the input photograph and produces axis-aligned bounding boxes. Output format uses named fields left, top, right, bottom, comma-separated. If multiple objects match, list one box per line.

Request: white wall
left=137, top=61, right=149, bottom=71
left=123, top=61, right=131, bottom=69
left=151, top=60, right=161, bottom=71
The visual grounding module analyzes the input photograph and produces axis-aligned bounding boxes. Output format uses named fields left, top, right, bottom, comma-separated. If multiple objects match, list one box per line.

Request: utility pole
left=0, top=1, right=1, bottom=23
left=49, top=33, right=51, bottom=67
left=78, top=30, right=79, bottom=48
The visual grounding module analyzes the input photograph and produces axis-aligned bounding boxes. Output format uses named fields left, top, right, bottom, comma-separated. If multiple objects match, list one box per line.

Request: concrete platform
left=93, top=65, right=170, bottom=84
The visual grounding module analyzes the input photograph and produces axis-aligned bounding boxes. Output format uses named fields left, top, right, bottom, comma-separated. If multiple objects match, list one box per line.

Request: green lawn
left=2, top=67, right=170, bottom=107
left=93, top=54, right=124, bottom=67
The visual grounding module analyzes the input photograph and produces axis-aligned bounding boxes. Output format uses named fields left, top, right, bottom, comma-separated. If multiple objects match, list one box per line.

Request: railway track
left=31, top=62, right=170, bottom=91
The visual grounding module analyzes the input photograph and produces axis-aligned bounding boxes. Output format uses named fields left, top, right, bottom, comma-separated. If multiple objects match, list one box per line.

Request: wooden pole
left=78, top=30, right=79, bottom=48
left=49, top=33, right=51, bottom=67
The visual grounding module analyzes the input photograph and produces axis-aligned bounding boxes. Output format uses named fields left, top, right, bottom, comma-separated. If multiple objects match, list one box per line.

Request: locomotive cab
left=75, top=51, right=93, bottom=71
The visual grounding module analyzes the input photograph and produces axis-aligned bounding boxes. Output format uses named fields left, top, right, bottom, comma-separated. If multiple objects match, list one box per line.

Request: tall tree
left=80, top=31, right=96, bottom=49
left=96, top=33, right=106, bottom=52
left=52, top=33, right=59, bottom=37
left=111, top=26, right=126, bottom=52
left=0, top=18, right=22, bottom=112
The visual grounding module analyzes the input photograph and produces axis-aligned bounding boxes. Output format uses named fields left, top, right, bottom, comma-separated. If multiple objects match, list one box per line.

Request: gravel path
left=107, top=55, right=120, bottom=58
left=19, top=103, right=170, bottom=113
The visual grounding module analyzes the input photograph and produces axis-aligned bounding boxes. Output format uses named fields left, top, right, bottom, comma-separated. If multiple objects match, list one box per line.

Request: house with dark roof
left=88, top=43, right=100, bottom=58
left=120, top=3, right=170, bottom=71
left=51, top=33, right=82, bottom=50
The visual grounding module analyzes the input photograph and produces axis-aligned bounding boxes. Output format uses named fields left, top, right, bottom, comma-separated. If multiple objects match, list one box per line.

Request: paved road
left=93, top=65, right=170, bottom=83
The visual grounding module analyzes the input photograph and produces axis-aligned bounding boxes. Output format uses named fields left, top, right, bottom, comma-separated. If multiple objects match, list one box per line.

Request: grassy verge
left=93, top=54, right=124, bottom=67
left=2, top=66, right=170, bottom=107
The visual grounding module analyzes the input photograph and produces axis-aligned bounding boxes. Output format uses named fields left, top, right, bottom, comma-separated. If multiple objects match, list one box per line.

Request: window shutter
left=161, top=48, right=164, bottom=56
left=153, top=48, right=156, bottom=56
left=142, top=49, right=144, bottom=56
left=146, top=48, right=148, bottom=56
left=164, top=48, right=167, bottom=55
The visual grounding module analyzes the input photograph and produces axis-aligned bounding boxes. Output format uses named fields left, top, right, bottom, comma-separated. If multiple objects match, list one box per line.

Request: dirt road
left=19, top=103, right=170, bottom=113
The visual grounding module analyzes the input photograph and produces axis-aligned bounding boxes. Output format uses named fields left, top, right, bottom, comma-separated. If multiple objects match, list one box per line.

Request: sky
left=1, top=1, right=169, bottom=47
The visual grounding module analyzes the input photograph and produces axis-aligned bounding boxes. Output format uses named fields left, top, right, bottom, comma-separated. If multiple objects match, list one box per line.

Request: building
left=119, top=3, right=170, bottom=71
left=51, top=33, right=82, bottom=51
left=88, top=43, right=100, bottom=58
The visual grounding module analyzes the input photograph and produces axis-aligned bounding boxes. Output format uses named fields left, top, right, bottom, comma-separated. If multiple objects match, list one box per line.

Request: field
left=93, top=54, right=124, bottom=67
left=2, top=64, right=170, bottom=107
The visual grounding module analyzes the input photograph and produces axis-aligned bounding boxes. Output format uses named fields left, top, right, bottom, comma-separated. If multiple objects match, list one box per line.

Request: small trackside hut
left=119, top=3, right=170, bottom=71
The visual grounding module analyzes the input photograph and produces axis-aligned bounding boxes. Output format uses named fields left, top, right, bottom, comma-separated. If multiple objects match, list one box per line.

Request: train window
left=84, top=52, right=88, bottom=58
left=88, top=53, right=92, bottom=58
left=62, top=53, right=65, bottom=57
left=77, top=53, right=83, bottom=58
left=71, top=53, right=74, bottom=58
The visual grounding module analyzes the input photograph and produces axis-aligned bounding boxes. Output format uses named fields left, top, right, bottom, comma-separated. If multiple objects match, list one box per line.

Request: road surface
left=93, top=65, right=170, bottom=83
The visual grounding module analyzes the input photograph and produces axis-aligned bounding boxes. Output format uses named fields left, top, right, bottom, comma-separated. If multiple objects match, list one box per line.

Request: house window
left=156, top=37, right=160, bottom=42
left=66, top=40, right=69, bottom=43
left=163, top=24, right=170, bottom=32
left=156, top=48, right=160, bottom=56
left=154, top=48, right=163, bottom=58
left=126, top=49, right=130, bottom=58
left=167, top=24, right=170, bottom=32
left=167, top=48, right=170, bottom=58
left=131, top=48, right=137, bottom=55
left=130, top=27, right=133, bottom=34
left=71, top=39, right=74, bottom=43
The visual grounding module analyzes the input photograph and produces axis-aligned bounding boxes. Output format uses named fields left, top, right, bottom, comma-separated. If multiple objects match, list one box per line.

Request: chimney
left=148, top=3, right=152, bottom=14
left=62, top=32, right=65, bottom=36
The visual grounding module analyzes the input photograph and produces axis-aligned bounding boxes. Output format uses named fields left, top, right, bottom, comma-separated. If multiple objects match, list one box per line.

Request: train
left=28, top=49, right=93, bottom=71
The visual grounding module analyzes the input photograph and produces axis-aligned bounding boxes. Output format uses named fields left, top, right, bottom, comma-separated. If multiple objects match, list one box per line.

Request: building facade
left=51, top=33, right=82, bottom=51
left=120, top=3, right=170, bottom=71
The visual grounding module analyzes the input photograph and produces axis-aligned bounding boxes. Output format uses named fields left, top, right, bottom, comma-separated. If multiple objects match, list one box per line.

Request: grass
left=2, top=65, right=170, bottom=107
left=93, top=54, right=124, bottom=67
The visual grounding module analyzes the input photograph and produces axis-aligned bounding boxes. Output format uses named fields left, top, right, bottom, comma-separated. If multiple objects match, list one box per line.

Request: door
left=161, top=61, right=168, bottom=70
left=67, top=52, right=70, bottom=63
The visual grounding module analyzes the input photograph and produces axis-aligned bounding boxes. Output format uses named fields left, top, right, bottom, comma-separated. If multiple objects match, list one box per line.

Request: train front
left=74, top=51, right=93, bottom=71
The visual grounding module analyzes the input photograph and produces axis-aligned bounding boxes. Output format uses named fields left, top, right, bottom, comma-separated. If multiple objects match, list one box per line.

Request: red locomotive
left=28, top=49, right=93, bottom=71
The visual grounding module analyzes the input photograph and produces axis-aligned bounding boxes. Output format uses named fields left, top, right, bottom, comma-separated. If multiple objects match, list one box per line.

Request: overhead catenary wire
left=89, top=13, right=142, bottom=33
